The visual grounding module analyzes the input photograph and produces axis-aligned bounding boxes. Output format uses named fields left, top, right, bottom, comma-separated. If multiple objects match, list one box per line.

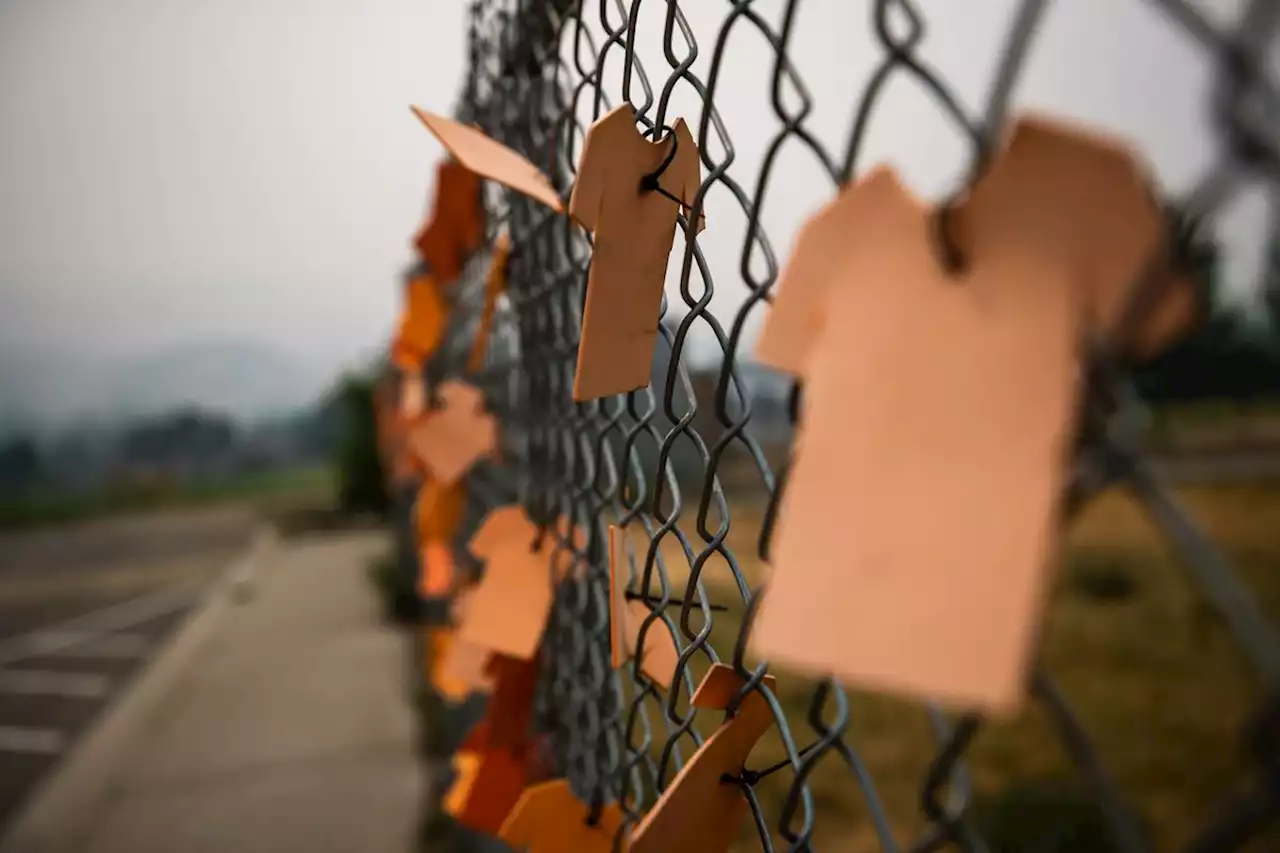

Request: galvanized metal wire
left=417, top=2, right=1280, bottom=851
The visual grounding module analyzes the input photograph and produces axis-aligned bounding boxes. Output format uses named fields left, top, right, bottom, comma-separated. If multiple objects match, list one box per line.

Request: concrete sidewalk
left=2, top=530, right=421, bottom=853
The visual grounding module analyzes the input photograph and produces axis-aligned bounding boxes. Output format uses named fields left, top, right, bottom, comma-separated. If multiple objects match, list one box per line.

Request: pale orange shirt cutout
left=568, top=105, right=705, bottom=401
left=752, top=118, right=1168, bottom=713
left=409, top=380, right=498, bottom=486
left=629, top=666, right=776, bottom=853
left=609, top=525, right=679, bottom=688
left=435, top=636, right=494, bottom=703
left=458, top=507, right=553, bottom=660
left=411, top=107, right=563, bottom=214
left=757, top=113, right=1188, bottom=377
left=401, top=371, right=426, bottom=420
left=499, top=779, right=625, bottom=853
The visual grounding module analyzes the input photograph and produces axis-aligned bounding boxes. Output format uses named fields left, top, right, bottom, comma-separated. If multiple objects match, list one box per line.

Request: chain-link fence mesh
left=417, top=1, right=1280, bottom=851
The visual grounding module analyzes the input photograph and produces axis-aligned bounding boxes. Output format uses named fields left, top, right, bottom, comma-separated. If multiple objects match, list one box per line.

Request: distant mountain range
left=0, top=340, right=336, bottom=438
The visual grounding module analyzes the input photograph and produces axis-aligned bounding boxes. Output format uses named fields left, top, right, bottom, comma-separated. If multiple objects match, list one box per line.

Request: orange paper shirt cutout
left=629, top=666, right=776, bottom=853
left=435, top=636, right=495, bottom=703
left=444, top=747, right=528, bottom=836
left=568, top=105, right=705, bottom=401
left=758, top=114, right=1176, bottom=376
left=499, top=779, right=625, bottom=853
left=458, top=507, right=552, bottom=660
left=419, top=540, right=456, bottom=599
left=415, top=479, right=468, bottom=543
left=408, top=380, right=498, bottom=486
left=411, top=108, right=563, bottom=214
left=413, top=158, right=484, bottom=283
left=752, top=118, right=1160, bottom=713
left=401, top=371, right=426, bottom=420
left=393, top=274, right=448, bottom=365
left=473, top=653, right=541, bottom=752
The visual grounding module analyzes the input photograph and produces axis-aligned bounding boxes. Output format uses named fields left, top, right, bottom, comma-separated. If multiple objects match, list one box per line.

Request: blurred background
left=0, top=0, right=1277, bottom=522
left=0, top=0, right=473, bottom=524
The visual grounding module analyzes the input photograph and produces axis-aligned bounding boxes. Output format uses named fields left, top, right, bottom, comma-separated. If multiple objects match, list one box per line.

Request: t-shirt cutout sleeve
left=753, top=167, right=895, bottom=377
left=568, top=106, right=627, bottom=233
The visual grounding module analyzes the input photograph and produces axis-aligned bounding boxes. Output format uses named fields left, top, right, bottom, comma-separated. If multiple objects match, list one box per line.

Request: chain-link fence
left=411, top=1, right=1280, bottom=851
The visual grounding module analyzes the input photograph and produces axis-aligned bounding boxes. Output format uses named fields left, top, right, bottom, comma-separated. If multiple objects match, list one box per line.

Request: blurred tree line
left=0, top=438, right=42, bottom=494
left=332, top=370, right=389, bottom=516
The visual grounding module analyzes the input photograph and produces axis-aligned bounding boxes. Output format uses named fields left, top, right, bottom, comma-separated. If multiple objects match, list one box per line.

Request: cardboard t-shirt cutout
left=499, top=779, right=624, bottom=853
left=411, top=107, right=563, bottom=214
left=414, top=158, right=484, bottom=283
left=415, top=479, right=468, bottom=544
left=569, top=105, right=705, bottom=401
left=469, top=233, right=511, bottom=374
left=458, top=507, right=553, bottom=660
left=629, top=665, right=777, bottom=853
left=408, top=380, right=498, bottom=486
left=419, top=540, right=455, bottom=599
left=751, top=116, right=1191, bottom=714
left=757, top=114, right=1186, bottom=376
left=609, top=525, right=680, bottom=689
left=393, top=274, right=448, bottom=366
left=466, top=653, right=541, bottom=752
left=444, top=746, right=529, bottom=836
left=434, top=634, right=494, bottom=702
left=401, top=371, right=425, bottom=421
left=446, top=656, right=547, bottom=833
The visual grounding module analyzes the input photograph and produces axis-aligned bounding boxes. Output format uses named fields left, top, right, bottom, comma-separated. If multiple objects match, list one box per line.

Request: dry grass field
left=613, top=483, right=1280, bottom=852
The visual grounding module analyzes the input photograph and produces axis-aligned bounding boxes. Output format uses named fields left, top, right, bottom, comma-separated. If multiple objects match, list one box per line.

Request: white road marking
left=0, top=725, right=65, bottom=756
left=0, top=670, right=111, bottom=699
left=29, top=631, right=151, bottom=660
left=0, top=581, right=200, bottom=667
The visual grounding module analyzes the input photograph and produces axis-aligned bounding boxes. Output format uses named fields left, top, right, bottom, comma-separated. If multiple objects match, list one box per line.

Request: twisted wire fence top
left=425, top=1, right=1280, bottom=851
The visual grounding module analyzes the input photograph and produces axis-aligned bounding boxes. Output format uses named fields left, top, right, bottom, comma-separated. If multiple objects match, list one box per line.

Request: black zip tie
left=719, top=741, right=823, bottom=788
left=638, top=122, right=683, bottom=207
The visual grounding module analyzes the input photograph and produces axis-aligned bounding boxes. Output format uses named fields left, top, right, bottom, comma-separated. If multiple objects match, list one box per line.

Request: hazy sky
left=0, top=0, right=465, bottom=379
left=0, top=0, right=1268, bottom=387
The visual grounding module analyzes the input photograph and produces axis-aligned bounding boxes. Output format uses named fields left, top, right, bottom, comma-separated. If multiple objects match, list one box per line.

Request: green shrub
left=334, top=373, right=389, bottom=516
left=368, top=551, right=418, bottom=624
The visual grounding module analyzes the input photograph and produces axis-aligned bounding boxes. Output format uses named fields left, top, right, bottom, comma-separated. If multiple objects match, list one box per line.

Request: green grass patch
left=0, top=465, right=335, bottom=531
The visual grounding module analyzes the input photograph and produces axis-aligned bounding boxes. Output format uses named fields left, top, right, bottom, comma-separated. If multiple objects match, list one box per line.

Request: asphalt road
left=0, top=506, right=258, bottom=835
